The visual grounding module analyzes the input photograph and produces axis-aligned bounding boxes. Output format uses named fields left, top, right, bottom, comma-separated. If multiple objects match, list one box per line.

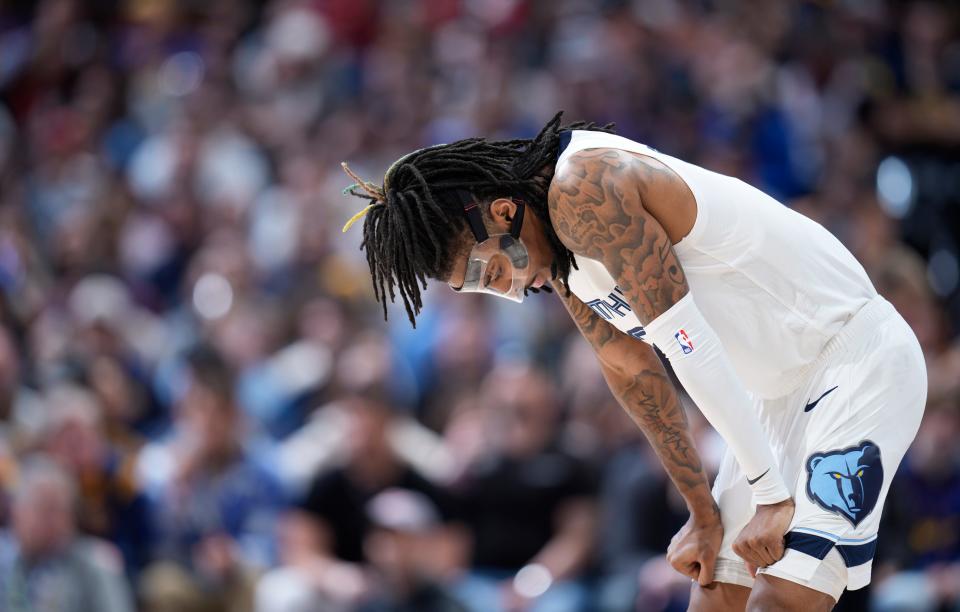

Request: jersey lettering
left=586, top=287, right=632, bottom=320
left=585, top=288, right=648, bottom=340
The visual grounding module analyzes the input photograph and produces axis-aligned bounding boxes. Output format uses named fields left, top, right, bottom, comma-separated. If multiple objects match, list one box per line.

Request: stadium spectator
left=42, top=384, right=152, bottom=577
left=358, top=488, right=468, bottom=612
left=256, top=393, right=464, bottom=610
left=0, top=455, right=134, bottom=612
left=138, top=346, right=284, bottom=612
left=450, top=365, right=597, bottom=612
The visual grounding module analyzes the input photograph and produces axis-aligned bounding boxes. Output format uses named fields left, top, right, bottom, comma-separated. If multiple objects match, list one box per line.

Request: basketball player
left=341, top=115, right=927, bottom=611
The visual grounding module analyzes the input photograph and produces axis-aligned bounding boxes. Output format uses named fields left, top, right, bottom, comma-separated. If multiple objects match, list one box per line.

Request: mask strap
left=453, top=191, right=525, bottom=242
left=452, top=190, right=488, bottom=242
left=509, top=199, right=525, bottom=239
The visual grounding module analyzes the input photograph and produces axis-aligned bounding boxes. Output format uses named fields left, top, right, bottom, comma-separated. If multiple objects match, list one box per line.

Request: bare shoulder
left=548, top=147, right=696, bottom=250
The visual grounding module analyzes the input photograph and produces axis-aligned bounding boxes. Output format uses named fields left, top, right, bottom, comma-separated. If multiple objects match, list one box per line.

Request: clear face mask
left=448, top=192, right=532, bottom=303
left=453, top=233, right=531, bottom=302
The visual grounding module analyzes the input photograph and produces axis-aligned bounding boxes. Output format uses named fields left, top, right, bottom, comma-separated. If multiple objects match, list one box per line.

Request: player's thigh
left=746, top=574, right=835, bottom=612
left=688, top=582, right=750, bottom=612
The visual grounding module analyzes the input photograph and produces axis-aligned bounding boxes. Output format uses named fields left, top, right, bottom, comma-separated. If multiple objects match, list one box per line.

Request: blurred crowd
left=0, top=0, right=959, bottom=611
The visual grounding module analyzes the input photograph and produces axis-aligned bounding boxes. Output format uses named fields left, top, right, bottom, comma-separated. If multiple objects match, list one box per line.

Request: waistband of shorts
left=776, top=295, right=897, bottom=396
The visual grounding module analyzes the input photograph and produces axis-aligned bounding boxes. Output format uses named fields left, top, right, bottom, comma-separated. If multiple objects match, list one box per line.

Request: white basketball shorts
left=711, top=295, right=927, bottom=601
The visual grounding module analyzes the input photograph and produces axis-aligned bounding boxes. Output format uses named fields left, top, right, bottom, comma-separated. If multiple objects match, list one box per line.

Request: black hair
left=184, top=344, right=233, bottom=402
left=343, top=112, right=615, bottom=326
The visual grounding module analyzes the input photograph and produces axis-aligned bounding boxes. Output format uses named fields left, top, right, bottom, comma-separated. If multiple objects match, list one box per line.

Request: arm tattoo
left=550, top=150, right=715, bottom=512
left=550, top=149, right=688, bottom=323
left=554, top=286, right=713, bottom=507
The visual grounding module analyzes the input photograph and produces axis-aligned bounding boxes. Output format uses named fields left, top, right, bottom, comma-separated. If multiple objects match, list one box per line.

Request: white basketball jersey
left=558, top=130, right=877, bottom=399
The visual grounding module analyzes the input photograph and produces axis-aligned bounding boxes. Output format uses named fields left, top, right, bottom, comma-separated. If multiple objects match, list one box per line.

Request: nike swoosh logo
left=804, top=386, right=839, bottom=412
left=746, top=468, right=770, bottom=486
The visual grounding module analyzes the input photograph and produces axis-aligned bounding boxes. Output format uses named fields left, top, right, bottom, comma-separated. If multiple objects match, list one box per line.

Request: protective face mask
left=447, top=191, right=531, bottom=303
left=451, top=232, right=530, bottom=302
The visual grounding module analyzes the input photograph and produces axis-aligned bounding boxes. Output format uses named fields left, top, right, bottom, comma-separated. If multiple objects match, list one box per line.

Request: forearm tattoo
left=554, top=286, right=711, bottom=504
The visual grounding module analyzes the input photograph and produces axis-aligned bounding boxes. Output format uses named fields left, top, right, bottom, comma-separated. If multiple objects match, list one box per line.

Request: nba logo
left=675, top=329, right=694, bottom=354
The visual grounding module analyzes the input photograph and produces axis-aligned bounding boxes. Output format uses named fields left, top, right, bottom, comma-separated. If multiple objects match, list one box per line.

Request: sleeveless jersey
left=557, top=130, right=877, bottom=399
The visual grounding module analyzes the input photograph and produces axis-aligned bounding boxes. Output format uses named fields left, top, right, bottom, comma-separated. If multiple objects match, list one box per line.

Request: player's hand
left=666, top=506, right=723, bottom=587
left=732, top=497, right=794, bottom=575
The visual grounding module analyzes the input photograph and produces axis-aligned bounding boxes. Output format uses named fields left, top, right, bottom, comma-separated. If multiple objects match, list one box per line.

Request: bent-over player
left=341, top=115, right=927, bottom=611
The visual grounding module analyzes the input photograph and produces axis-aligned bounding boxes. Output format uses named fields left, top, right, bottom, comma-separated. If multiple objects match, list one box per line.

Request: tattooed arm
left=554, top=287, right=715, bottom=513
left=549, top=148, right=689, bottom=322
left=549, top=148, right=794, bottom=574
left=553, top=280, right=721, bottom=585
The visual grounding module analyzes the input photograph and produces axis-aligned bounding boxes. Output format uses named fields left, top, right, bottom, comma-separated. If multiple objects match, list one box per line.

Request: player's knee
left=689, top=581, right=750, bottom=612
left=746, top=586, right=791, bottom=612
left=747, top=576, right=835, bottom=612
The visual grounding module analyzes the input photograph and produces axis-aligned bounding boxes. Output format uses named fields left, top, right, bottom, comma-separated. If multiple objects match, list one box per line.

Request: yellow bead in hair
left=340, top=161, right=385, bottom=233
left=342, top=204, right=374, bottom=233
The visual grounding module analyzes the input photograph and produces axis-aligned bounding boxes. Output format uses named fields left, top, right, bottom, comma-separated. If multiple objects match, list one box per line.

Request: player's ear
left=488, top=198, right=517, bottom=233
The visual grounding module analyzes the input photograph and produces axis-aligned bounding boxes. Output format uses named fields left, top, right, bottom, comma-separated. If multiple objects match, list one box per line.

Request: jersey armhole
left=671, top=184, right=707, bottom=255
left=625, top=151, right=707, bottom=255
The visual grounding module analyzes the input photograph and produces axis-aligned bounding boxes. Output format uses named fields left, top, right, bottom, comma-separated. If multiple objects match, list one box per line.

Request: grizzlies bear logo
left=806, top=441, right=883, bottom=527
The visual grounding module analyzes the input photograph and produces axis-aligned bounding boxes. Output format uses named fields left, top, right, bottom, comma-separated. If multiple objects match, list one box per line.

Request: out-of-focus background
left=0, top=1, right=958, bottom=611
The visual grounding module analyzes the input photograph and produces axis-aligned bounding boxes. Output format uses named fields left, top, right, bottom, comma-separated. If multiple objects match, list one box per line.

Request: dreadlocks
left=342, top=112, right=615, bottom=326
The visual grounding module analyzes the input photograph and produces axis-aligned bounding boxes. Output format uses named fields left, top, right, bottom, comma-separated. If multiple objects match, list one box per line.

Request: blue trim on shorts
left=784, top=531, right=834, bottom=560
left=836, top=540, right=877, bottom=567
left=785, top=530, right=879, bottom=568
